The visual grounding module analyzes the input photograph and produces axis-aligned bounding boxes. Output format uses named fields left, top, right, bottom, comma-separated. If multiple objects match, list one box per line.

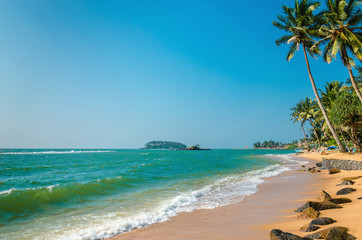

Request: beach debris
left=300, top=223, right=320, bottom=232
left=305, top=226, right=355, bottom=240
left=270, top=229, right=312, bottom=240
left=302, top=165, right=305, bottom=168
left=316, top=162, right=323, bottom=167
left=337, top=180, right=355, bottom=186
left=336, top=187, right=357, bottom=195
left=297, top=207, right=320, bottom=219
left=295, top=201, right=342, bottom=212
left=357, top=197, right=362, bottom=200
left=311, top=217, right=337, bottom=225
left=329, top=168, right=341, bottom=174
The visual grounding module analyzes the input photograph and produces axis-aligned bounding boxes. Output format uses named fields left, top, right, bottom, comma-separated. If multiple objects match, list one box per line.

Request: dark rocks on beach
left=330, top=198, right=352, bottom=204
left=337, top=180, right=355, bottom=186
left=297, top=207, right=320, bottom=219
left=308, top=167, right=320, bottom=173
left=320, top=190, right=352, bottom=204
left=357, top=197, right=362, bottom=200
left=300, top=223, right=320, bottom=232
left=329, top=168, right=341, bottom=174
left=336, top=188, right=357, bottom=195
left=270, top=229, right=312, bottom=240
left=304, top=227, right=350, bottom=239
left=311, top=217, right=337, bottom=225
left=325, top=227, right=356, bottom=240
left=316, top=162, right=323, bottom=167
left=320, top=190, right=333, bottom=202
left=295, top=201, right=342, bottom=212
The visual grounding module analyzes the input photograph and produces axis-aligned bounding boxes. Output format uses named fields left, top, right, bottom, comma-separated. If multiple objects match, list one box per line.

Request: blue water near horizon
left=0, top=149, right=306, bottom=240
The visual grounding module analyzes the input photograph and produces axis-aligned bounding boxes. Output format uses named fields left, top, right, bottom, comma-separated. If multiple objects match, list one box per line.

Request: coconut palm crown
left=315, top=0, right=362, bottom=101
left=273, top=0, right=322, bottom=60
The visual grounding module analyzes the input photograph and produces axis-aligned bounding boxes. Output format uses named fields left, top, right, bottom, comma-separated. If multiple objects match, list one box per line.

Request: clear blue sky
left=0, top=0, right=351, bottom=148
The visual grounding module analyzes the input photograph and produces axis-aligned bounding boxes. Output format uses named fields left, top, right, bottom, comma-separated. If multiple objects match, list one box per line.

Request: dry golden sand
left=107, top=152, right=362, bottom=240
left=277, top=151, right=362, bottom=238
left=300, top=151, right=362, bottom=161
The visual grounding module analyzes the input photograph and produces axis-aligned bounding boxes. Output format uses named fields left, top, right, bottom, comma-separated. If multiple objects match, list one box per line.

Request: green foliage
left=253, top=140, right=295, bottom=149
left=314, top=0, right=362, bottom=64
left=273, top=0, right=322, bottom=60
left=287, top=144, right=298, bottom=149
left=330, top=91, right=362, bottom=127
left=189, top=144, right=201, bottom=150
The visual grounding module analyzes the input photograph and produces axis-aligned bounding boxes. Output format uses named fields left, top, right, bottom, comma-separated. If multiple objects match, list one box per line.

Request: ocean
left=0, top=149, right=306, bottom=240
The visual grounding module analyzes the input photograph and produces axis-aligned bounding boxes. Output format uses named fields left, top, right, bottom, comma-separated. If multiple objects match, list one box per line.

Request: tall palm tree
left=315, top=0, right=362, bottom=102
left=273, top=0, right=347, bottom=152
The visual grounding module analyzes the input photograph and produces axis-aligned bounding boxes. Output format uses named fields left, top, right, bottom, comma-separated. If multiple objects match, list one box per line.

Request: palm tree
left=273, top=0, right=347, bottom=152
left=315, top=0, right=362, bottom=102
left=299, top=97, right=322, bottom=148
left=291, top=101, right=307, bottom=141
left=318, top=81, right=347, bottom=143
left=320, top=81, right=346, bottom=111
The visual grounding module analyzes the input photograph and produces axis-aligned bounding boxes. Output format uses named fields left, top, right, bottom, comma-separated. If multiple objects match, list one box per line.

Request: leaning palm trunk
left=301, top=124, right=306, bottom=142
left=342, top=48, right=362, bottom=103
left=302, top=44, right=347, bottom=152
left=309, top=119, right=321, bottom=149
left=339, top=128, right=348, bottom=150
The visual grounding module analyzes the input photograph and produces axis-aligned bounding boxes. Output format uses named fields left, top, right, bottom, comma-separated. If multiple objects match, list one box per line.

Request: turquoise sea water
left=0, top=149, right=304, bottom=240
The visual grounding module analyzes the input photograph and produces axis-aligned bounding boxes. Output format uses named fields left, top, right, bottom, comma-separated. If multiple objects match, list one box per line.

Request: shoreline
left=107, top=155, right=321, bottom=240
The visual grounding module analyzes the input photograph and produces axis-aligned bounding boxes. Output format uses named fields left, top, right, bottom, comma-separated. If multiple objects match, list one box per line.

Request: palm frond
left=276, top=35, right=294, bottom=46
left=287, top=42, right=298, bottom=61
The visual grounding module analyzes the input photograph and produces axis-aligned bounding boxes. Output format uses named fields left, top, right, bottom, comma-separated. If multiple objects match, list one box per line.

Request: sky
left=0, top=0, right=352, bottom=148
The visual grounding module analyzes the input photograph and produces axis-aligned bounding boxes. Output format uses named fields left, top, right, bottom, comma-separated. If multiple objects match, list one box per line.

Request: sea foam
left=46, top=154, right=303, bottom=240
left=0, top=150, right=114, bottom=155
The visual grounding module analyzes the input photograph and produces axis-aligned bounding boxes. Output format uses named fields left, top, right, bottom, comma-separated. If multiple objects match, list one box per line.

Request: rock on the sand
left=325, top=227, right=356, bottom=240
left=308, top=167, right=320, bottom=173
left=329, top=168, right=341, bottom=174
left=330, top=198, right=352, bottom=204
left=305, top=227, right=355, bottom=239
left=295, top=201, right=342, bottom=212
left=320, top=190, right=352, bottom=204
left=311, top=217, right=337, bottom=225
left=300, top=223, right=320, bottom=232
left=320, top=190, right=333, bottom=202
left=336, top=187, right=357, bottom=195
left=337, top=180, right=355, bottom=186
left=270, top=229, right=312, bottom=240
left=297, top=207, right=320, bottom=219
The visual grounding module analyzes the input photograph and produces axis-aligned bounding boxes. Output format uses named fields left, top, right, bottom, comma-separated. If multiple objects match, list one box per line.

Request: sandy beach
left=107, top=152, right=362, bottom=240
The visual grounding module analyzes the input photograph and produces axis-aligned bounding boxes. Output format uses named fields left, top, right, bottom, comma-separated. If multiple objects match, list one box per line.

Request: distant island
left=253, top=140, right=298, bottom=149
left=181, top=144, right=210, bottom=151
left=143, top=141, right=187, bottom=150
left=142, top=141, right=210, bottom=150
